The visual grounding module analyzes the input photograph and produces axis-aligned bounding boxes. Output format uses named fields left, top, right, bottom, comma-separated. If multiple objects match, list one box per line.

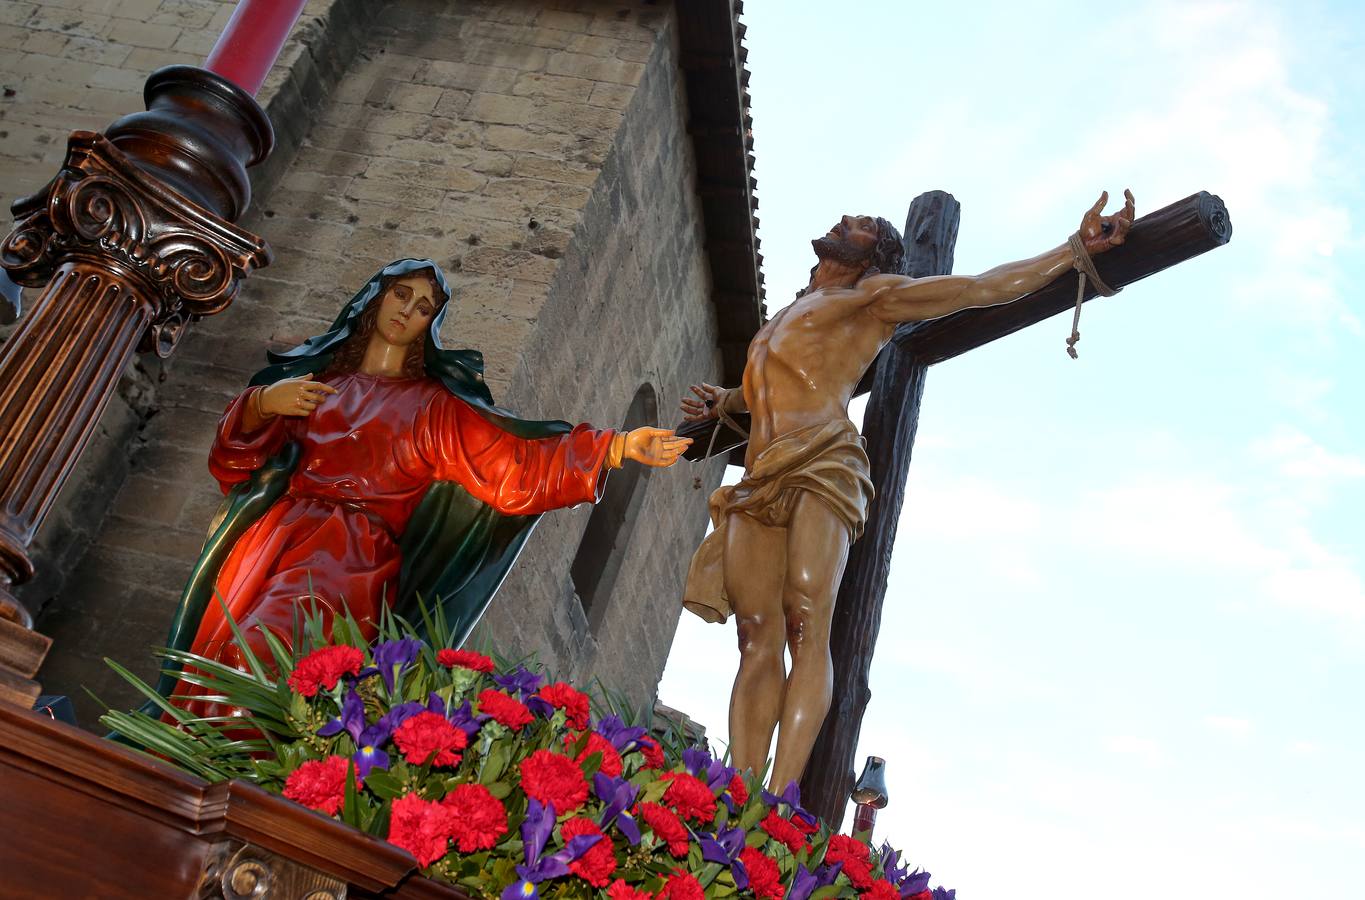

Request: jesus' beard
left=811, top=235, right=873, bottom=267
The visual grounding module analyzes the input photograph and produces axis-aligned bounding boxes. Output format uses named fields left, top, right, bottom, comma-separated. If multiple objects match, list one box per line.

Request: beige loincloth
left=682, top=419, right=874, bottom=624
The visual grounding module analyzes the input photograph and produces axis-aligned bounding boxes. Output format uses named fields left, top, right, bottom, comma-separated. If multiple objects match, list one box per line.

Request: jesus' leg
left=724, top=509, right=789, bottom=779
left=767, top=493, right=851, bottom=791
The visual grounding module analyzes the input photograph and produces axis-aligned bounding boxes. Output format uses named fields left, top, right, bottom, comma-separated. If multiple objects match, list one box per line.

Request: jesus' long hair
left=323, top=271, right=444, bottom=379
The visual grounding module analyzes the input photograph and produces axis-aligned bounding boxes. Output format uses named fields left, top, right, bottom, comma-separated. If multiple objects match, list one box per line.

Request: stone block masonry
left=3, top=0, right=730, bottom=725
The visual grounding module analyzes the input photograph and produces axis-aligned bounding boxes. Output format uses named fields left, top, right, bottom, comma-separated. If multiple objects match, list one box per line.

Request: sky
left=655, top=1, right=1365, bottom=897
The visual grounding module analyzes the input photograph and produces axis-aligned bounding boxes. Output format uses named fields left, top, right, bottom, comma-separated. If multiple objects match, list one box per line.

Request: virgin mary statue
left=153, top=258, right=688, bottom=705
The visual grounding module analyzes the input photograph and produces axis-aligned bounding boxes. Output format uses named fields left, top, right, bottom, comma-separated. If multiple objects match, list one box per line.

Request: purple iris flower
left=595, top=715, right=647, bottom=753
left=318, top=687, right=366, bottom=741
left=316, top=688, right=392, bottom=777
left=788, top=864, right=819, bottom=900
left=763, top=780, right=817, bottom=830
left=376, top=700, right=426, bottom=735
left=732, top=857, right=750, bottom=892
left=351, top=723, right=392, bottom=778
left=593, top=772, right=641, bottom=845
left=499, top=799, right=602, bottom=900
left=699, top=824, right=744, bottom=867
left=366, top=637, right=423, bottom=693
left=526, top=694, right=555, bottom=719
left=682, top=745, right=713, bottom=775
left=900, top=870, right=932, bottom=898
left=882, top=844, right=909, bottom=885
left=815, top=862, right=844, bottom=888
left=493, top=664, right=543, bottom=698
left=931, top=889, right=956, bottom=900
left=704, top=758, right=737, bottom=792
left=449, top=698, right=486, bottom=739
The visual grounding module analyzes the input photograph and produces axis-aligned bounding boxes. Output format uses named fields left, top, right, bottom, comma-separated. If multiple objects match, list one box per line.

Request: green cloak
left=152, top=259, right=572, bottom=700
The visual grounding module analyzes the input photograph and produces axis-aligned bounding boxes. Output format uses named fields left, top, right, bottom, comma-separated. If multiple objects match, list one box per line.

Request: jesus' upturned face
left=376, top=273, right=440, bottom=347
left=811, top=215, right=879, bottom=266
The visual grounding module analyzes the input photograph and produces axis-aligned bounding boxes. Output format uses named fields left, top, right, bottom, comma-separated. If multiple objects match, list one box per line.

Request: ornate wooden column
left=0, top=66, right=274, bottom=706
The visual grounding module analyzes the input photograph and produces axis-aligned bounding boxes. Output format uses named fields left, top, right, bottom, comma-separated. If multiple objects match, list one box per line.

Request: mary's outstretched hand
left=623, top=426, right=692, bottom=467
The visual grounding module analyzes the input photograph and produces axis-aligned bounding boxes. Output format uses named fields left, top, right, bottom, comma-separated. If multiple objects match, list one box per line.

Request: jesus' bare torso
left=741, top=285, right=889, bottom=465
left=682, top=194, right=1136, bottom=791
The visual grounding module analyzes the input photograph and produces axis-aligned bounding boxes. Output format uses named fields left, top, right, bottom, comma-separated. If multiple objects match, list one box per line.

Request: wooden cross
left=679, top=189, right=1232, bottom=826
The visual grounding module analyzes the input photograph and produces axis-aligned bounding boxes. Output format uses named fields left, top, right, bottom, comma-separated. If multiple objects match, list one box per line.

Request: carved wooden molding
left=0, top=703, right=469, bottom=898
left=199, top=840, right=347, bottom=900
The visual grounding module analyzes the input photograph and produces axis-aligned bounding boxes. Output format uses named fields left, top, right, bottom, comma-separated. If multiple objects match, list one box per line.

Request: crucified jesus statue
left=681, top=190, right=1136, bottom=790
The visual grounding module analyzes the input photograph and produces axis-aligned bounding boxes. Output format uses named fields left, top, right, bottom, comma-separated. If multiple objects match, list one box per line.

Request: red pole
left=204, top=0, right=309, bottom=96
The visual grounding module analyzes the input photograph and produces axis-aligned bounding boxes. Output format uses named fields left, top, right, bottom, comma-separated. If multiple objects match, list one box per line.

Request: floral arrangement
left=102, top=607, right=954, bottom=900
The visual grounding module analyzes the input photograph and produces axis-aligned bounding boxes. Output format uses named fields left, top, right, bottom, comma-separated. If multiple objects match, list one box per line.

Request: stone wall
left=467, top=10, right=722, bottom=706
left=2, top=0, right=727, bottom=725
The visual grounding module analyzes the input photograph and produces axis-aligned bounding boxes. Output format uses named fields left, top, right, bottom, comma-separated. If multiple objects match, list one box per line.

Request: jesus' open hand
left=1079, top=189, right=1136, bottom=255
left=679, top=383, right=726, bottom=422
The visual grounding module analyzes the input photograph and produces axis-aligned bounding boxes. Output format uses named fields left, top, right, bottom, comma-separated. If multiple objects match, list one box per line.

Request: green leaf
left=738, top=800, right=766, bottom=831
left=212, top=591, right=272, bottom=683
left=480, top=743, right=511, bottom=785
left=363, top=770, right=404, bottom=800
left=810, top=887, right=843, bottom=900
left=695, top=862, right=724, bottom=888
left=342, top=758, right=362, bottom=829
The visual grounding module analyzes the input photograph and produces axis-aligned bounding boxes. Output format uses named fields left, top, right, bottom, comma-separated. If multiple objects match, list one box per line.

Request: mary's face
left=376, top=274, right=440, bottom=346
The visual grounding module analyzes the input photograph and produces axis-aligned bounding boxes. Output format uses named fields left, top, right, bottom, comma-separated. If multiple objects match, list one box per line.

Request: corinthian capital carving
left=2, top=132, right=270, bottom=354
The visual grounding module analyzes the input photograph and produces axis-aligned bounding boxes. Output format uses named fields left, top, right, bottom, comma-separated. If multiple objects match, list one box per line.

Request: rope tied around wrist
left=701, top=388, right=748, bottom=461
left=1066, top=231, right=1120, bottom=359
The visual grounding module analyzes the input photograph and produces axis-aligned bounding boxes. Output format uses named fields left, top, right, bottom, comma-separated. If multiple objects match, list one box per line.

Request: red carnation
left=862, top=880, right=902, bottom=900
left=519, top=749, right=590, bottom=813
left=282, top=755, right=354, bottom=815
left=826, top=834, right=871, bottom=863
left=388, top=793, right=451, bottom=867
left=287, top=645, right=363, bottom=697
left=791, top=813, right=819, bottom=836
left=478, top=688, right=534, bottom=730
left=538, top=681, right=591, bottom=729
left=905, top=892, right=932, bottom=900
left=639, top=802, right=689, bottom=856
left=661, top=770, right=717, bottom=823
left=659, top=870, right=704, bottom=900
left=394, top=711, right=468, bottom=767
left=441, top=783, right=507, bottom=851
left=728, top=773, right=749, bottom=805
left=826, top=834, right=873, bottom=889
left=607, top=879, right=652, bottom=900
left=636, top=735, right=665, bottom=769
left=741, top=847, right=785, bottom=900
left=436, top=648, right=494, bottom=672
left=562, top=816, right=616, bottom=887
left=564, top=730, right=623, bottom=778
left=760, top=809, right=808, bottom=853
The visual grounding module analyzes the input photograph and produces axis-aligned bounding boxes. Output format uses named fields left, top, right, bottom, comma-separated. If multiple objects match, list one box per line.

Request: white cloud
left=1250, top=425, right=1365, bottom=486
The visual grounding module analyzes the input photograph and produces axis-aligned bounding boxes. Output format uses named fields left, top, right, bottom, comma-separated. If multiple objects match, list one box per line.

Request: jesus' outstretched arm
left=864, top=189, right=1136, bottom=324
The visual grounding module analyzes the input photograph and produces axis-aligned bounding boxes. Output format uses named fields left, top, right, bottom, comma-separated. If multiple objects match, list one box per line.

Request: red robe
left=189, top=371, right=614, bottom=675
